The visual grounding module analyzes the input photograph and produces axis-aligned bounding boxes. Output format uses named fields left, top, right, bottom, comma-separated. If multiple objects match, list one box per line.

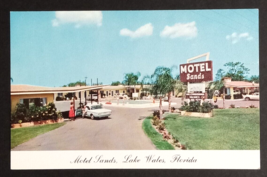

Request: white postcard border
left=11, top=150, right=260, bottom=169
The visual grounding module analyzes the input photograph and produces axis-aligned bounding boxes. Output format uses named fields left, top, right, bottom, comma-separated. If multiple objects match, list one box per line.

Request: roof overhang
left=11, top=86, right=104, bottom=95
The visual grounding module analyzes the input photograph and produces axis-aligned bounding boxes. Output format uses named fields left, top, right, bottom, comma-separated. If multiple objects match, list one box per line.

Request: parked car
left=243, top=92, right=260, bottom=101
left=118, top=93, right=129, bottom=99
left=76, top=103, right=112, bottom=120
left=233, top=90, right=241, bottom=95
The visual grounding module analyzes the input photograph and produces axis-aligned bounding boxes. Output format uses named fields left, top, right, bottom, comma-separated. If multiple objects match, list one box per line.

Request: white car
left=118, top=93, right=129, bottom=99
left=79, top=103, right=112, bottom=120
left=243, top=92, right=260, bottom=101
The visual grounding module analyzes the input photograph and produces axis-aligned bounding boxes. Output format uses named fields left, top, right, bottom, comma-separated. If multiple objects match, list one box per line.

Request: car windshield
left=91, top=105, right=102, bottom=110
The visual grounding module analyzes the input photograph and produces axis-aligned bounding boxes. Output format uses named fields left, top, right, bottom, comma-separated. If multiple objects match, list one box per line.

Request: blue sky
left=11, top=10, right=259, bottom=87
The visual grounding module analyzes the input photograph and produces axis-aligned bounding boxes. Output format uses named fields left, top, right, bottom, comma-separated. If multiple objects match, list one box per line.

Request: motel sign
left=180, top=60, right=213, bottom=83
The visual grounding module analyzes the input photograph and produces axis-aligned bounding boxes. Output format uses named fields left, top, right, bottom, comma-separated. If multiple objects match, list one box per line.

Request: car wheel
left=245, top=97, right=250, bottom=101
left=90, top=114, right=94, bottom=120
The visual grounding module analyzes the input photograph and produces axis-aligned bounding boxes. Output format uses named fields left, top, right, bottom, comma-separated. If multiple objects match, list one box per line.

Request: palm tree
left=11, top=77, right=13, bottom=82
left=174, top=78, right=187, bottom=102
left=149, top=66, right=177, bottom=118
left=122, top=72, right=141, bottom=96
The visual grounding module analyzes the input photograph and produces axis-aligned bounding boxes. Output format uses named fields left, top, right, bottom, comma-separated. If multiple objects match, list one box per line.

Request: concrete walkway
left=12, top=106, right=157, bottom=150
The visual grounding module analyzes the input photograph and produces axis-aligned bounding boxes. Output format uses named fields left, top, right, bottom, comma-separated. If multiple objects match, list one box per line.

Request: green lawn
left=11, top=122, right=66, bottom=149
left=164, top=108, right=260, bottom=150
left=142, top=117, right=174, bottom=150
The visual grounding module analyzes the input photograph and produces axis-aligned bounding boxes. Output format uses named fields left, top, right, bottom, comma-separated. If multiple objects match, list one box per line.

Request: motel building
left=101, top=85, right=150, bottom=98
left=101, top=85, right=127, bottom=98
left=11, top=85, right=103, bottom=116
left=222, top=77, right=259, bottom=100
left=11, top=84, right=150, bottom=115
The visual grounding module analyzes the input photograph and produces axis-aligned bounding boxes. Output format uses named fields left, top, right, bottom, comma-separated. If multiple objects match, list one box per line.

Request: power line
left=192, top=11, right=237, bottom=32
left=234, top=11, right=257, bottom=25
left=192, top=11, right=258, bottom=39
left=246, top=9, right=258, bottom=16
left=212, top=11, right=256, bottom=31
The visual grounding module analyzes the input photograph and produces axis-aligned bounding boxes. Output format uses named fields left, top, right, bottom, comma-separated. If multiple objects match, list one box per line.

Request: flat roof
left=11, top=85, right=104, bottom=95
left=224, top=81, right=259, bottom=88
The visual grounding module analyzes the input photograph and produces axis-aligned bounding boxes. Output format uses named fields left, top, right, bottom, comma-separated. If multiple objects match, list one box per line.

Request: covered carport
left=52, top=86, right=104, bottom=112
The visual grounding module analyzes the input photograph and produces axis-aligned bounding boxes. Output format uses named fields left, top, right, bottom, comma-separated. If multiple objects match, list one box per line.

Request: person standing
left=69, top=102, right=75, bottom=121
left=82, top=102, right=87, bottom=118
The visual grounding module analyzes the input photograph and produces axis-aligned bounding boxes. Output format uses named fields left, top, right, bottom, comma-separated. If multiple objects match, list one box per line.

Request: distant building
left=222, top=77, right=259, bottom=100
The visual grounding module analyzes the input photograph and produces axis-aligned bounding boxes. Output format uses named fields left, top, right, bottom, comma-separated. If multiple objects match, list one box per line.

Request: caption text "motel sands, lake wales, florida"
left=71, top=155, right=197, bottom=164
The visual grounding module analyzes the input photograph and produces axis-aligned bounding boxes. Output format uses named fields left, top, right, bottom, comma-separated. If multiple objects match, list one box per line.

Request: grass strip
left=11, top=122, right=66, bottom=149
left=142, top=117, right=174, bottom=150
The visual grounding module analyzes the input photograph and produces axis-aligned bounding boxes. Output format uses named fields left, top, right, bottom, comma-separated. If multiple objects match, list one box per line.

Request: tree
left=11, top=77, right=13, bottom=82
left=111, top=81, right=121, bottom=86
left=215, top=69, right=225, bottom=81
left=149, top=66, right=177, bottom=118
left=175, top=74, right=180, bottom=80
left=224, top=62, right=250, bottom=81
left=122, top=72, right=141, bottom=94
left=248, top=75, right=259, bottom=83
left=63, top=81, right=86, bottom=87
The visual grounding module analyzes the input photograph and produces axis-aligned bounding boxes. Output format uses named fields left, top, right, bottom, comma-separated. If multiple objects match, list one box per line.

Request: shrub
left=153, top=111, right=160, bottom=118
left=180, top=101, right=213, bottom=113
left=57, top=111, right=63, bottom=118
left=158, top=123, right=165, bottom=131
left=153, top=119, right=161, bottom=126
left=201, top=101, right=214, bottom=113
left=11, top=102, right=60, bottom=124
left=230, top=104, right=235, bottom=108
left=11, top=103, right=28, bottom=123
left=249, top=104, right=256, bottom=108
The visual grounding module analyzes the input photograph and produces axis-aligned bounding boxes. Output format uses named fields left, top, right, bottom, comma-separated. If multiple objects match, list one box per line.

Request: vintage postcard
left=10, top=10, right=260, bottom=169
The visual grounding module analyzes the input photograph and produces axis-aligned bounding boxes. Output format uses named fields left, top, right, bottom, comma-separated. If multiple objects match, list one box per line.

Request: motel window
left=106, top=91, right=108, bottom=96
left=116, top=90, right=119, bottom=94
left=19, top=98, right=47, bottom=109
left=123, top=91, right=125, bottom=93
left=57, top=93, right=63, bottom=96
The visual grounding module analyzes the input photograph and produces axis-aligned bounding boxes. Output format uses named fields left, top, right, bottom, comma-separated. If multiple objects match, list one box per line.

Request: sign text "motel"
left=180, top=61, right=213, bottom=82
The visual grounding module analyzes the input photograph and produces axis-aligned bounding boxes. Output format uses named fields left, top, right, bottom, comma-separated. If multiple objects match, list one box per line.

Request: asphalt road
left=12, top=106, right=158, bottom=150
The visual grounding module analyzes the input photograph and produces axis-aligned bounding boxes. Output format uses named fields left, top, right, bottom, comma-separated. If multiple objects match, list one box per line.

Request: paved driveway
left=12, top=106, right=156, bottom=150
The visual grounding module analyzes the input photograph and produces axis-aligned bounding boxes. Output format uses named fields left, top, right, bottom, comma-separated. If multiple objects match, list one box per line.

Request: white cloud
left=160, top=21, right=197, bottom=39
left=52, top=11, right=103, bottom=27
left=120, top=23, right=153, bottom=38
left=226, top=32, right=253, bottom=44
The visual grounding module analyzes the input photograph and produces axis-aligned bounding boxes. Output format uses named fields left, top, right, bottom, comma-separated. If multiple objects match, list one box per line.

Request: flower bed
left=11, top=118, right=64, bottom=128
left=179, top=101, right=214, bottom=118
left=151, top=111, right=186, bottom=150
left=11, top=102, right=64, bottom=128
